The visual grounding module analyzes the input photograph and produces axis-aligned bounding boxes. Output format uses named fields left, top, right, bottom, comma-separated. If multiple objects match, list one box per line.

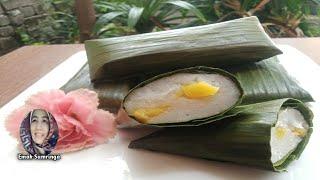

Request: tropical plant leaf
left=165, top=0, right=207, bottom=22
left=93, top=12, right=125, bottom=33
left=94, top=0, right=208, bottom=34
left=128, top=6, right=144, bottom=27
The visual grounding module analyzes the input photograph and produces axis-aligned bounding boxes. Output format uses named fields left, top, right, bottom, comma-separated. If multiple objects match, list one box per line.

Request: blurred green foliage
left=50, top=0, right=80, bottom=43
left=93, top=0, right=206, bottom=38
left=16, top=0, right=320, bottom=45
left=16, top=0, right=79, bottom=45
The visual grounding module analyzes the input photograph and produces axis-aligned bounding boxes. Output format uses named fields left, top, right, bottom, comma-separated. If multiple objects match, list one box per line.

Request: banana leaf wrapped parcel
left=227, top=57, right=314, bottom=104
left=85, top=16, right=282, bottom=82
left=61, top=57, right=313, bottom=118
left=122, top=66, right=244, bottom=127
left=129, top=99, right=313, bottom=171
left=61, top=64, right=132, bottom=113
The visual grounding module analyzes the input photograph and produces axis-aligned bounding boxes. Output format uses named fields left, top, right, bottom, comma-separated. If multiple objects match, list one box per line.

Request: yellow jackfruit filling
left=133, top=105, right=170, bottom=123
left=275, top=126, right=306, bottom=139
left=292, top=127, right=307, bottom=137
left=178, top=81, right=219, bottom=99
left=275, top=127, right=287, bottom=139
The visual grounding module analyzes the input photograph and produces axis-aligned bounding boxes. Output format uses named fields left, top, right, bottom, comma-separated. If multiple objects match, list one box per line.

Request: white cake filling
left=270, top=108, right=309, bottom=164
left=124, top=72, right=241, bottom=124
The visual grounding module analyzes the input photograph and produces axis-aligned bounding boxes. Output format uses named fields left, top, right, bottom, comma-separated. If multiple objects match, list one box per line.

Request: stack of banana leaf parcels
left=62, top=17, right=314, bottom=172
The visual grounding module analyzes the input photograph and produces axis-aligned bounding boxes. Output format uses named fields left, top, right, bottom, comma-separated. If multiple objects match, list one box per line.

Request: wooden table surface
left=0, top=38, right=319, bottom=108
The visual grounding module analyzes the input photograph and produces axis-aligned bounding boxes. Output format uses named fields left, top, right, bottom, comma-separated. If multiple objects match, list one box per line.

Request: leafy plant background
left=17, top=0, right=320, bottom=45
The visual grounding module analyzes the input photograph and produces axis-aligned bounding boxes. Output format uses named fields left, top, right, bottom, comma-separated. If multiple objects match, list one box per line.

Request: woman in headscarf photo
left=20, top=109, right=59, bottom=155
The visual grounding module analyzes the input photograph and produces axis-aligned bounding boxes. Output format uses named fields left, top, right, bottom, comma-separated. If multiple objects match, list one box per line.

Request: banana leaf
left=60, top=57, right=313, bottom=114
left=226, top=57, right=314, bottom=104
left=129, top=98, right=313, bottom=171
left=85, top=16, right=282, bottom=82
left=122, top=66, right=244, bottom=127
left=60, top=64, right=132, bottom=113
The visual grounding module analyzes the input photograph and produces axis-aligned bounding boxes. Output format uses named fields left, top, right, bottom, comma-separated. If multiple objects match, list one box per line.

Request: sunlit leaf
left=93, top=12, right=125, bottom=33
left=165, top=0, right=207, bottom=22
left=128, top=6, right=144, bottom=27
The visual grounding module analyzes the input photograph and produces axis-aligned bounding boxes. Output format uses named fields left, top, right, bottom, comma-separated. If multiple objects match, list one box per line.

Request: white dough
left=270, top=108, right=309, bottom=164
left=124, top=72, right=241, bottom=124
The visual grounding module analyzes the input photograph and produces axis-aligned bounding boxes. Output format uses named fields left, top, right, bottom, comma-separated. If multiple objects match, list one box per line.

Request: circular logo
left=19, top=109, right=59, bottom=155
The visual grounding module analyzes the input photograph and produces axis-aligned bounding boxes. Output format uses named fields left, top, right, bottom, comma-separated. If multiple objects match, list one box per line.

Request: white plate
left=0, top=45, right=319, bottom=180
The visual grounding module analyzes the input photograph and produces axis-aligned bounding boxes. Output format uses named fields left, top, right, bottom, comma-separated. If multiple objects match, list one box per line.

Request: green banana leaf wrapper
left=122, top=66, right=244, bottom=127
left=85, top=16, right=281, bottom=82
left=227, top=57, right=314, bottom=104
left=129, top=98, right=313, bottom=171
left=60, top=57, right=313, bottom=113
left=61, top=64, right=133, bottom=113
